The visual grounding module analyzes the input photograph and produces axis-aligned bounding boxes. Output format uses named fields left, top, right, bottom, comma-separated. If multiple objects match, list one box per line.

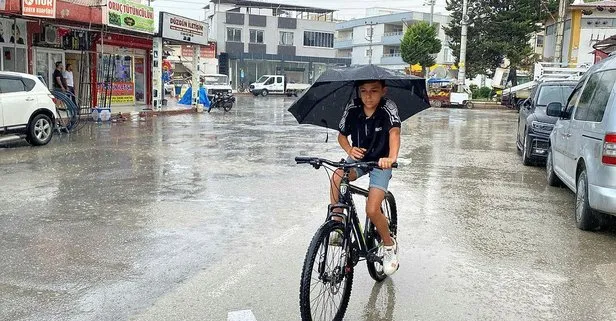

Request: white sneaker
left=382, top=239, right=399, bottom=275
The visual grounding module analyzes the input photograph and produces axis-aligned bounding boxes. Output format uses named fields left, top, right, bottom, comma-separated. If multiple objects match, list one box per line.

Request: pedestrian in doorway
left=53, top=62, right=67, bottom=93
left=63, top=63, right=76, bottom=104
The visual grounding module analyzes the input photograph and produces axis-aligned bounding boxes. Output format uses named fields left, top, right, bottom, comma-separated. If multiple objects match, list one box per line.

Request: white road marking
left=227, top=310, right=258, bottom=321
left=272, top=224, right=301, bottom=246
left=209, top=263, right=256, bottom=298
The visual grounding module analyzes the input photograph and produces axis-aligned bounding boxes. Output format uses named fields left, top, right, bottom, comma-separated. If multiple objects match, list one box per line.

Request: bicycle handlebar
left=295, top=156, right=398, bottom=170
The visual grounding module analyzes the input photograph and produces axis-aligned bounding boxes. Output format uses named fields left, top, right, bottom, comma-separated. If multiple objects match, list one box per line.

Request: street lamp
left=424, top=0, right=436, bottom=26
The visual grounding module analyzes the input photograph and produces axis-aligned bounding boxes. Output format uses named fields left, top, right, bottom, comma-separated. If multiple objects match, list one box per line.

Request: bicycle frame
left=326, top=168, right=381, bottom=266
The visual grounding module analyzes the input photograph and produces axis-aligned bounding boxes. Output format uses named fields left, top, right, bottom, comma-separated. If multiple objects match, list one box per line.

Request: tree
left=443, top=0, right=504, bottom=79
left=444, top=0, right=553, bottom=81
left=400, top=21, right=442, bottom=76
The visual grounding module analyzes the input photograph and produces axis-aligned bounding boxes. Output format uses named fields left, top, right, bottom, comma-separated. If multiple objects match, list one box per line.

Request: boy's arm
left=338, top=133, right=366, bottom=160
left=378, top=127, right=400, bottom=169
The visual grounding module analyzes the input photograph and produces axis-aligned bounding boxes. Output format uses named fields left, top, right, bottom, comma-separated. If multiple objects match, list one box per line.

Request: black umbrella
left=288, top=64, right=430, bottom=131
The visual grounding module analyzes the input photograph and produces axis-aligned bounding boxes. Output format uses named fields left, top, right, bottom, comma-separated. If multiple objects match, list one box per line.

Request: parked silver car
left=546, top=56, right=616, bottom=230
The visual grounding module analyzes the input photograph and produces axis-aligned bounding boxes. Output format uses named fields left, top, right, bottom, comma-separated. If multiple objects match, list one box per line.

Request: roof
left=594, top=34, right=616, bottom=53
left=571, top=0, right=616, bottom=8
left=336, top=11, right=450, bottom=30
left=207, top=0, right=335, bottom=13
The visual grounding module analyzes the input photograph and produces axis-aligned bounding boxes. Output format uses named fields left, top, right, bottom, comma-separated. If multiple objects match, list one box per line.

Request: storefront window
left=98, top=54, right=136, bottom=105
left=0, top=18, right=28, bottom=73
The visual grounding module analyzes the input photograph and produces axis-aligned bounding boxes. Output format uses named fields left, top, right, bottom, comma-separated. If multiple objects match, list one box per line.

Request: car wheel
left=261, top=89, right=269, bottom=97
left=546, top=149, right=562, bottom=187
left=575, top=169, right=601, bottom=231
left=465, top=101, right=474, bottom=109
left=522, top=134, right=533, bottom=166
left=27, top=113, right=53, bottom=146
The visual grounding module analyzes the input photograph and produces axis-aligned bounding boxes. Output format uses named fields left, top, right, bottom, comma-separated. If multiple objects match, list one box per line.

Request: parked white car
left=0, top=72, right=59, bottom=146
left=546, top=56, right=616, bottom=230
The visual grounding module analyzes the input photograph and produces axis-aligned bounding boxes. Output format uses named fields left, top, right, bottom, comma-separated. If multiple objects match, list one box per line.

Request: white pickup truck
left=249, top=75, right=310, bottom=97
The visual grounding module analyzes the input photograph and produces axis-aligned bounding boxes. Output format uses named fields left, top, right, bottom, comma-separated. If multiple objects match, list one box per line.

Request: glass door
left=134, top=56, right=145, bottom=103
left=34, top=49, right=64, bottom=90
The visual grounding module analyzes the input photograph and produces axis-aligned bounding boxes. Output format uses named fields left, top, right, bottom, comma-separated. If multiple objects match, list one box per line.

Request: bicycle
left=295, top=156, right=398, bottom=321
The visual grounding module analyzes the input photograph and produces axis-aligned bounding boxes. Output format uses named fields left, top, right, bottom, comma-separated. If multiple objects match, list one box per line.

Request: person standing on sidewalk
left=63, top=63, right=76, bottom=104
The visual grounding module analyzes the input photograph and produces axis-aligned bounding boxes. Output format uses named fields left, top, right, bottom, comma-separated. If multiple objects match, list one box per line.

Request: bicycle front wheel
left=299, top=220, right=354, bottom=321
left=366, top=191, right=398, bottom=282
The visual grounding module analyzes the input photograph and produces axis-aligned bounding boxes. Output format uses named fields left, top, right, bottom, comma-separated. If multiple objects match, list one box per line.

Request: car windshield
left=256, top=76, right=269, bottom=83
left=536, top=85, right=575, bottom=106
left=202, top=75, right=228, bottom=85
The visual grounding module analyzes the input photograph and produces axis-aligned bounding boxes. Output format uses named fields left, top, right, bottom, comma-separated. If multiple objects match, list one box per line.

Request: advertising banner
left=106, top=0, right=153, bottom=34
left=98, top=81, right=135, bottom=104
left=160, top=12, right=207, bottom=44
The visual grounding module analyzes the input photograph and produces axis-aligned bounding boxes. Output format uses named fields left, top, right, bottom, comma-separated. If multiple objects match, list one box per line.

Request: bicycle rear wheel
left=299, top=220, right=354, bottom=321
left=366, top=191, right=398, bottom=282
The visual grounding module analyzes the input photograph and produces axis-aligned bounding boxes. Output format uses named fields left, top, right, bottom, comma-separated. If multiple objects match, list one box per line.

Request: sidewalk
left=109, top=97, right=197, bottom=119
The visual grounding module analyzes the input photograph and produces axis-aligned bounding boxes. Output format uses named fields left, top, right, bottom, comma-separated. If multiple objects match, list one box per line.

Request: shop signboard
left=106, top=0, right=154, bottom=34
left=160, top=12, right=207, bottom=45
left=98, top=81, right=135, bottom=104
left=22, top=0, right=56, bottom=18
left=180, top=43, right=216, bottom=58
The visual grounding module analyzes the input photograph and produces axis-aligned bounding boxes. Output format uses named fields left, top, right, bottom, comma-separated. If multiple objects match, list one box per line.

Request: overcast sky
left=153, top=0, right=449, bottom=22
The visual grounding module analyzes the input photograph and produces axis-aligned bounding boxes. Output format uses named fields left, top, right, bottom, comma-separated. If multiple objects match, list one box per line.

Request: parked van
left=546, top=55, right=616, bottom=230
left=249, top=75, right=310, bottom=97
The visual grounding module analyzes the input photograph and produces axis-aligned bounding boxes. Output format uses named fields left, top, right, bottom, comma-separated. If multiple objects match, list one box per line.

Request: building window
left=365, top=48, right=372, bottom=57
left=227, top=28, right=242, bottom=42
left=536, top=35, right=544, bottom=47
left=280, top=31, right=294, bottom=45
left=303, top=31, right=334, bottom=48
left=250, top=29, right=264, bottom=44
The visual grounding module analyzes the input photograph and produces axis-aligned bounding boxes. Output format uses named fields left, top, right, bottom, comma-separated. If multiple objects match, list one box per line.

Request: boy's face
left=359, top=81, right=386, bottom=110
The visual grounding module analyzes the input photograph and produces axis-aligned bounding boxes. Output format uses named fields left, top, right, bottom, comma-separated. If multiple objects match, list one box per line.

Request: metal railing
left=383, top=31, right=403, bottom=37
left=382, top=52, right=402, bottom=57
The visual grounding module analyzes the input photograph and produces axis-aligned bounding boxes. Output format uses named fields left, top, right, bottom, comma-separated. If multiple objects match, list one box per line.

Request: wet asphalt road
left=2, top=96, right=616, bottom=321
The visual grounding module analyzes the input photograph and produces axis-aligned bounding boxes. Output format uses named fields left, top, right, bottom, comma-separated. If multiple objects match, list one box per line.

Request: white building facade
left=205, top=0, right=351, bottom=89
left=334, top=11, right=454, bottom=72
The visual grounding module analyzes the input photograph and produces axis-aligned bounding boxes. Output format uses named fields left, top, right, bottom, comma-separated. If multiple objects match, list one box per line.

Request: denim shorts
left=347, top=157, right=392, bottom=192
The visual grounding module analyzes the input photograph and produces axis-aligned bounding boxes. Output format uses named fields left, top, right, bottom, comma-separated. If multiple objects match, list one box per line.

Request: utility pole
left=424, top=0, right=436, bottom=26
left=365, top=20, right=375, bottom=65
left=457, top=0, right=468, bottom=93
left=554, top=0, right=568, bottom=65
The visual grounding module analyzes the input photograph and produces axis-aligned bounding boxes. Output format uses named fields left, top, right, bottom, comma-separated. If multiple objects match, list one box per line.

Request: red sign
left=22, top=0, right=55, bottom=18
left=181, top=43, right=216, bottom=58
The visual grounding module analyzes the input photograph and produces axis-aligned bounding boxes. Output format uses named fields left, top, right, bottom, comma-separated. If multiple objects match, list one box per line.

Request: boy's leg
left=365, top=188, right=393, bottom=246
left=329, top=168, right=359, bottom=206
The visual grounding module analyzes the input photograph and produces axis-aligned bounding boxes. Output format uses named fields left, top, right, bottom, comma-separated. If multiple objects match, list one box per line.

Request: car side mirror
left=546, top=102, right=564, bottom=117
left=229, top=81, right=233, bottom=85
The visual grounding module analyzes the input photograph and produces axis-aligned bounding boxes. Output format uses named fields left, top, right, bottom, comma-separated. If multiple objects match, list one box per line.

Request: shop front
left=95, top=0, right=153, bottom=108
left=30, top=24, right=93, bottom=93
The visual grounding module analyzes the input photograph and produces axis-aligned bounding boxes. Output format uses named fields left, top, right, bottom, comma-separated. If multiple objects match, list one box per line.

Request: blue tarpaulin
left=178, top=87, right=211, bottom=108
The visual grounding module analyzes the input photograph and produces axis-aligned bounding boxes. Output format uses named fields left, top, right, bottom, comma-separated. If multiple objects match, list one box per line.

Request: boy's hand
left=347, top=147, right=366, bottom=160
left=378, top=157, right=396, bottom=169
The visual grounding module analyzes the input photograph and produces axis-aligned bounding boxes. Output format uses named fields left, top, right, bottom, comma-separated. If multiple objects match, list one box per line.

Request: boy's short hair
left=356, top=79, right=386, bottom=88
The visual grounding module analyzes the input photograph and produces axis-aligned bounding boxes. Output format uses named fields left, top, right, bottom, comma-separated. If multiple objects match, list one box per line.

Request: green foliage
left=443, top=0, right=552, bottom=78
left=400, top=21, right=442, bottom=73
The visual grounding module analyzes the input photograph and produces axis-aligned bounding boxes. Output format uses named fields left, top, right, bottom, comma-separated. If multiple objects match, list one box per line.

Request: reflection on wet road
left=1, top=97, right=616, bottom=321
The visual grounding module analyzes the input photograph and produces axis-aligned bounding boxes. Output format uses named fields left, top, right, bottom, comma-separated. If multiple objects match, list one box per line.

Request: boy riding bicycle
left=331, top=79, right=401, bottom=276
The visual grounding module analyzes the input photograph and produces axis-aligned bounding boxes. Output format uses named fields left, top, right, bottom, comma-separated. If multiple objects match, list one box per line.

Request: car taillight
left=603, top=133, right=616, bottom=166
left=48, top=94, right=57, bottom=105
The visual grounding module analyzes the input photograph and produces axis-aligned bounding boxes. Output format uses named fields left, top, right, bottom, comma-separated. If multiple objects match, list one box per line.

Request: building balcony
left=334, top=38, right=353, bottom=49
left=382, top=31, right=403, bottom=46
left=380, top=53, right=404, bottom=65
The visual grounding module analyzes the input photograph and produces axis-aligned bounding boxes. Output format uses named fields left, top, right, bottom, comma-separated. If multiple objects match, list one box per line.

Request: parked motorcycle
left=208, top=92, right=235, bottom=112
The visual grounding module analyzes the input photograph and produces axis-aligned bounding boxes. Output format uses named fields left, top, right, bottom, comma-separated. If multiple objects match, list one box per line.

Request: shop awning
left=593, top=34, right=616, bottom=54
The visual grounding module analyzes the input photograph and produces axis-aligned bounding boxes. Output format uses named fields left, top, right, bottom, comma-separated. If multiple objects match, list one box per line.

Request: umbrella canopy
left=288, top=65, right=430, bottom=131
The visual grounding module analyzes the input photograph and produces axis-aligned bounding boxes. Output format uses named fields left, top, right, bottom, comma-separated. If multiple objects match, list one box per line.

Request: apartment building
left=334, top=11, right=454, bottom=72
left=205, top=0, right=351, bottom=88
